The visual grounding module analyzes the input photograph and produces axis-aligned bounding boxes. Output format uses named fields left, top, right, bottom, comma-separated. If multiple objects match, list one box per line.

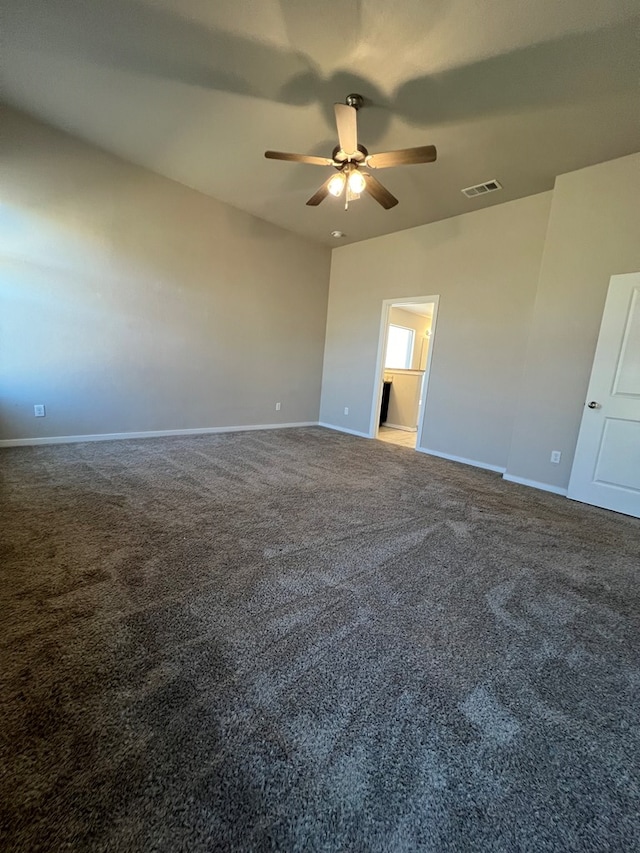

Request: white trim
left=0, top=422, right=318, bottom=448
left=383, top=423, right=417, bottom=432
left=417, top=446, right=506, bottom=474
left=502, top=473, right=568, bottom=496
left=318, top=422, right=371, bottom=439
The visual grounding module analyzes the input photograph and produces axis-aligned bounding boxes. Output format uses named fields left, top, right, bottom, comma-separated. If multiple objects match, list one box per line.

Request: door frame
left=368, top=295, right=440, bottom=445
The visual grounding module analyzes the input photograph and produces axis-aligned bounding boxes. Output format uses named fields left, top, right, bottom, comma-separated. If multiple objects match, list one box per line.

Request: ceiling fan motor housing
left=332, top=143, right=368, bottom=165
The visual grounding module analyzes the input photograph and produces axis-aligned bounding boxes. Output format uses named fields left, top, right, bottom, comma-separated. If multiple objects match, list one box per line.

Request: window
left=385, top=324, right=414, bottom=369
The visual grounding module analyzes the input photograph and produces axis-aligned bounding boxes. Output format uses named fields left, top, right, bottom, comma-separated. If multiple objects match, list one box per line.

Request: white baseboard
left=0, top=422, right=318, bottom=448
left=417, top=446, right=506, bottom=474
left=317, top=422, right=371, bottom=439
left=502, top=473, right=568, bottom=497
left=382, top=423, right=417, bottom=432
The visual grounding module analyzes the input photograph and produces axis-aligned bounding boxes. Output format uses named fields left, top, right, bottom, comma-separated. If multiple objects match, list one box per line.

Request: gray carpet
left=1, top=427, right=639, bottom=852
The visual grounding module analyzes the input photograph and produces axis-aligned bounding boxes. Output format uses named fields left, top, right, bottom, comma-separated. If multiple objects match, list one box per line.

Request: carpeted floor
left=1, top=427, right=639, bottom=852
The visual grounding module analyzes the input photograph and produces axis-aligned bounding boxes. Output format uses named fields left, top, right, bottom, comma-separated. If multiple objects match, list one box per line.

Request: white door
left=567, top=273, right=640, bottom=518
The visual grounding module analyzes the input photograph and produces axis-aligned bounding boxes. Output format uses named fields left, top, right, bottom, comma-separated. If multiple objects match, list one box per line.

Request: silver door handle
left=587, top=401, right=601, bottom=409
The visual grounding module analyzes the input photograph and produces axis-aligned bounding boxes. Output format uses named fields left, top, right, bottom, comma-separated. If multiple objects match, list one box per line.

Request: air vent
left=461, top=179, right=502, bottom=198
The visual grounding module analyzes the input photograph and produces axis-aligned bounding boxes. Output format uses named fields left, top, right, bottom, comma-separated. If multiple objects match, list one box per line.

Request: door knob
left=587, top=401, right=601, bottom=409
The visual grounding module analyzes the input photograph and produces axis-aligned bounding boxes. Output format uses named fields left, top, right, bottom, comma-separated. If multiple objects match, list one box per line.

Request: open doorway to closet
left=370, top=296, right=439, bottom=450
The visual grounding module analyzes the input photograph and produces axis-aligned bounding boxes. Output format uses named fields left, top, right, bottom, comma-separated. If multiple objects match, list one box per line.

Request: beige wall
left=384, top=371, right=422, bottom=430
left=387, top=307, right=432, bottom=370
left=320, top=192, right=552, bottom=468
left=506, top=153, right=640, bottom=488
left=4, top=102, right=638, bottom=492
left=321, top=153, right=640, bottom=490
left=0, top=106, right=331, bottom=441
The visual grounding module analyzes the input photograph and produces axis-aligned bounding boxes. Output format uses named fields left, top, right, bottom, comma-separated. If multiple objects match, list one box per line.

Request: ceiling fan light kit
left=348, top=168, right=366, bottom=194
left=328, top=172, right=346, bottom=197
left=265, top=94, right=437, bottom=211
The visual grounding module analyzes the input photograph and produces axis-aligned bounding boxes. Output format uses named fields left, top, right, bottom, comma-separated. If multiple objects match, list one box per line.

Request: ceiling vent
left=461, top=179, right=502, bottom=198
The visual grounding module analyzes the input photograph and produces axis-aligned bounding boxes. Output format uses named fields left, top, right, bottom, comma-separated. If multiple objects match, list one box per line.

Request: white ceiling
left=1, top=0, right=639, bottom=247
left=392, top=303, right=434, bottom=319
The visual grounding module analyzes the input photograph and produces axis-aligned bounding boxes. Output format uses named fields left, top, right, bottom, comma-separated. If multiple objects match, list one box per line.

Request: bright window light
left=385, top=325, right=415, bottom=369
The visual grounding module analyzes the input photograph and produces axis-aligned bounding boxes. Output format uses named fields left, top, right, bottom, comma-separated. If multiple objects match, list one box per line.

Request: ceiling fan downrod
left=345, top=93, right=364, bottom=110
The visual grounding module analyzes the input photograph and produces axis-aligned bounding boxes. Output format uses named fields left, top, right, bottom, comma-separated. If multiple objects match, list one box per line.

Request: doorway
left=370, top=296, right=439, bottom=450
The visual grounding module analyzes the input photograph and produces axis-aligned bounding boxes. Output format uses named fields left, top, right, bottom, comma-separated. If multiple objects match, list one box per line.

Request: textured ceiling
left=1, top=0, right=639, bottom=246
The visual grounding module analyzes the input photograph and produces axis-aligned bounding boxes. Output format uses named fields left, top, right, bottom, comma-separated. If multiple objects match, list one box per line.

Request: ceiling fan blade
left=265, top=151, right=333, bottom=166
left=366, top=145, right=437, bottom=169
left=306, top=177, right=333, bottom=206
left=334, top=103, right=358, bottom=157
left=363, top=174, right=398, bottom=209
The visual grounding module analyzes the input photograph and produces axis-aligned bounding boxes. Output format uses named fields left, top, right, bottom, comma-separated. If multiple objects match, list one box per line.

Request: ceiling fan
left=265, top=94, right=437, bottom=210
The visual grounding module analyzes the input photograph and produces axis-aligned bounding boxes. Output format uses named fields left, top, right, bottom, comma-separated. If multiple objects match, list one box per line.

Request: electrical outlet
left=34, top=404, right=46, bottom=418
left=550, top=450, right=561, bottom=464
left=275, top=402, right=281, bottom=411
left=344, top=407, right=349, bottom=415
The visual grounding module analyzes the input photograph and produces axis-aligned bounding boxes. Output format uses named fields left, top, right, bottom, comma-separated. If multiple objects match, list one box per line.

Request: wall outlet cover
left=34, top=404, right=46, bottom=417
